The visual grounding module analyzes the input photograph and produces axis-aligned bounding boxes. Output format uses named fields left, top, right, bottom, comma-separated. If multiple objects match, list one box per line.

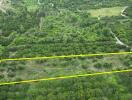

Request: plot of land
left=88, top=6, right=126, bottom=17
left=0, top=54, right=131, bottom=83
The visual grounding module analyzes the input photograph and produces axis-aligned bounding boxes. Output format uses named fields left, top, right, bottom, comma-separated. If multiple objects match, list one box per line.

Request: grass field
left=88, top=6, right=126, bottom=17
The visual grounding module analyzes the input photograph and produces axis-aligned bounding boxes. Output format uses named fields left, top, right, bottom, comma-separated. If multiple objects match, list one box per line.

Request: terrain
left=0, top=0, right=132, bottom=100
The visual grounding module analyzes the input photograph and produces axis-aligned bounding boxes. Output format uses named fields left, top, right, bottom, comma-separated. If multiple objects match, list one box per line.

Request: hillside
left=0, top=0, right=132, bottom=99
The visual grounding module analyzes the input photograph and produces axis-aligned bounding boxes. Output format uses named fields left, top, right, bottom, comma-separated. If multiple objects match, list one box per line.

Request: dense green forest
left=0, top=0, right=132, bottom=99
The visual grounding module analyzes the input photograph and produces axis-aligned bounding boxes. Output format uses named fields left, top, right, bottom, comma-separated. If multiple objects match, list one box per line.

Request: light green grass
left=88, top=6, right=126, bottom=17
left=27, top=5, right=38, bottom=12
left=24, top=0, right=38, bottom=12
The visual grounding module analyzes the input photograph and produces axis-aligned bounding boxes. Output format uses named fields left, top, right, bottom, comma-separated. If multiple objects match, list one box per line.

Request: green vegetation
left=0, top=0, right=132, bottom=99
left=1, top=55, right=132, bottom=83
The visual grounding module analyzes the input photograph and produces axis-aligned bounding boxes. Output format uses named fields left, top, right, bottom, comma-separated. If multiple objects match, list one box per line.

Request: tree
left=0, top=45, right=4, bottom=56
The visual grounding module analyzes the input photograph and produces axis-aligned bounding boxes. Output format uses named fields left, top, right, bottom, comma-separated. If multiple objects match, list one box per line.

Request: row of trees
left=0, top=0, right=132, bottom=99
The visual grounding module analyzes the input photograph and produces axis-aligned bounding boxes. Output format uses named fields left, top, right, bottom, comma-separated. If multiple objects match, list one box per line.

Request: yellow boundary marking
left=0, top=52, right=132, bottom=86
left=0, top=69, right=132, bottom=86
left=1, top=52, right=132, bottom=62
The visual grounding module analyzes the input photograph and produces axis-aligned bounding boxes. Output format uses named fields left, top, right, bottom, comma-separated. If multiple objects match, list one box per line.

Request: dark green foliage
left=0, top=0, right=132, bottom=99
left=0, top=73, right=132, bottom=100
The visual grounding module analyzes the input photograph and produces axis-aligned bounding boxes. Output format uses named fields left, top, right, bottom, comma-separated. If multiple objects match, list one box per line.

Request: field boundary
left=0, top=51, right=132, bottom=86
left=1, top=51, right=132, bottom=62
left=0, top=69, right=132, bottom=86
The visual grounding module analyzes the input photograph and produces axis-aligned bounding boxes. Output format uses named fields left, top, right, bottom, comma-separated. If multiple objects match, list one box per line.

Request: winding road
left=110, top=30, right=129, bottom=47
left=36, top=2, right=130, bottom=48
left=109, top=6, right=130, bottom=48
left=121, top=6, right=128, bottom=17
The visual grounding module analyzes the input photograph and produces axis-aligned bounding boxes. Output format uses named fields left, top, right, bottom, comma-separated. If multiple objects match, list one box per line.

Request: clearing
left=88, top=6, right=127, bottom=17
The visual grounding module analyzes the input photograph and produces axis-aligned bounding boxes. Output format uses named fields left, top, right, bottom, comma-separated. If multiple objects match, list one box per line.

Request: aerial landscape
left=0, top=0, right=132, bottom=99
